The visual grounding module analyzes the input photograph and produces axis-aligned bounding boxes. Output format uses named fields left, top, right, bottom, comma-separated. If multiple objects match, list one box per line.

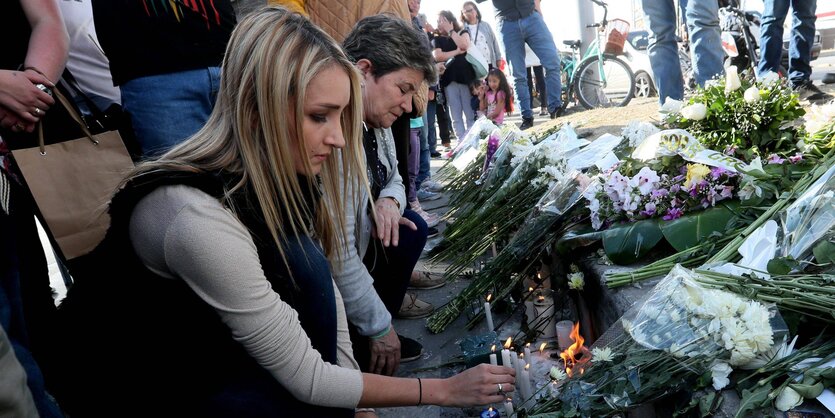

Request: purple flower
left=724, top=145, right=738, bottom=156
left=789, top=153, right=803, bottom=164
left=767, top=154, right=786, bottom=165
left=639, top=202, right=657, bottom=217
left=663, top=207, right=684, bottom=221
left=650, top=188, right=669, bottom=199
left=679, top=165, right=688, bottom=175
left=719, top=185, right=734, bottom=199
left=710, top=167, right=728, bottom=180
left=670, top=184, right=682, bottom=193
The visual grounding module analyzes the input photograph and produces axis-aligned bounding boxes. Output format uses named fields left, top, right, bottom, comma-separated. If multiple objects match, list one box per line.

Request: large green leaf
left=659, top=202, right=740, bottom=252
left=733, top=385, right=772, bottom=418
left=602, top=219, right=663, bottom=265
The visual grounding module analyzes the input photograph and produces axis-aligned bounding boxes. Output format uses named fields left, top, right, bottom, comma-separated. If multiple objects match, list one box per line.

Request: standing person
left=479, top=68, right=512, bottom=125
left=54, top=8, right=515, bottom=416
left=757, top=0, right=832, bottom=103
left=460, top=1, right=502, bottom=69
left=434, top=10, right=476, bottom=141
left=525, top=45, right=548, bottom=116
left=641, top=0, right=723, bottom=105
left=0, top=0, right=68, bottom=417
left=478, top=0, right=562, bottom=130
left=91, top=0, right=237, bottom=156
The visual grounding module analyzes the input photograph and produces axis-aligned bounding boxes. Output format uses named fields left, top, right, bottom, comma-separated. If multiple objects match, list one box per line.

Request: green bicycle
left=559, top=0, right=635, bottom=110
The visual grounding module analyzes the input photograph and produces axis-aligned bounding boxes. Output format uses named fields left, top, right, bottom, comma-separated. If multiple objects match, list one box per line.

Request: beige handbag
left=12, top=89, right=134, bottom=259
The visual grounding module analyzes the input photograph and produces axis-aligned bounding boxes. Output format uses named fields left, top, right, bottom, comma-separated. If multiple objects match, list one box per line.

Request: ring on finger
left=497, top=383, right=503, bottom=394
left=33, top=107, right=43, bottom=116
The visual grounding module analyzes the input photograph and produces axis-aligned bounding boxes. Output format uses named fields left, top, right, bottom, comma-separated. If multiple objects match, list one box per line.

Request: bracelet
left=387, top=196, right=401, bottom=210
left=417, top=378, right=423, bottom=406
left=369, top=325, right=391, bottom=340
left=355, top=408, right=375, bottom=413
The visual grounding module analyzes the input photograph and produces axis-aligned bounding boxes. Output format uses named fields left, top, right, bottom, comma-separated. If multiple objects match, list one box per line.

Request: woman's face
left=437, top=15, right=452, bottom=34
left=295, top=65, right=350, bottom=175
left=461, top=4, right=477, bottom=24
left=359, top=60, right=423, bottom=129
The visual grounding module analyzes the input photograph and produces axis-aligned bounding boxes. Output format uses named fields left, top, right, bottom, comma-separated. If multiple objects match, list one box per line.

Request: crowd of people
left=0, top=0, right=831, bottom=416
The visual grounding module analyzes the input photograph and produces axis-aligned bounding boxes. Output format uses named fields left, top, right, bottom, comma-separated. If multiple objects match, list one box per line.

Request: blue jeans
left=427, top=100, right=438, bottom=153
left=497, top=11, right=561, bottom=118
left=417, top=113, right=431, bottom=189
left=757, top=0, right=816, bottom=86
left=445, top=82, right=476, bottom=139
left=642, top=0, right=723, bottom=103
left=121, top=67, right=221, bottom=156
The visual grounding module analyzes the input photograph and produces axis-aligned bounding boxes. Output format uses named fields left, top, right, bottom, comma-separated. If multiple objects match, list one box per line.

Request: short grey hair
left=342, top=14, right=438, bottom=85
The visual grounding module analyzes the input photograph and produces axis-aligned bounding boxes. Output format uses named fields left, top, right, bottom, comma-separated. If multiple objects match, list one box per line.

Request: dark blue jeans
left=757, top=0, right=816, bottom=85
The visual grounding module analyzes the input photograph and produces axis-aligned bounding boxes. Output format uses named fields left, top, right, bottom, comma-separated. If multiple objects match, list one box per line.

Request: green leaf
left=557, top=227, right=605, bottom=249
left=733, top=385, right=772, bottom=418
left=699, top=392, right=722, bottom=417
left=602, top=219, right=663, bottom=265
left=789, top=382, right=825, bottom=399
left=767, top=257, right=799, bottom=275
left=659, top=203, right=739, bottom=252
left=812, top=241, right=835, bottom=265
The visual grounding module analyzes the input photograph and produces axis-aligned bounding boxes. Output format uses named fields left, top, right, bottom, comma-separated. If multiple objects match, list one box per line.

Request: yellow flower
left=684, top=163, right=711, bottom=189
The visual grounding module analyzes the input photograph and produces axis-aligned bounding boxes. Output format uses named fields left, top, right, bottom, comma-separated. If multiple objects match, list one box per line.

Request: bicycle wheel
left=574, top=54, right=635, bottom=109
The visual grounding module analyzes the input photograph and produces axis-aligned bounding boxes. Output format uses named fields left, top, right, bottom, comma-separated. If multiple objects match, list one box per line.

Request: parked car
left=623, top=30, right=656, bottom=98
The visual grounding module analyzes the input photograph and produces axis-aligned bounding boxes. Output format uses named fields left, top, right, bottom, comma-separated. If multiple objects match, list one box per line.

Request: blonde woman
left=54, top=7, right=514, bottom=417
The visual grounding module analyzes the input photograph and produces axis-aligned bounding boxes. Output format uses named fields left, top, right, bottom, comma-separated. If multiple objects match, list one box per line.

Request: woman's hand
left=449, top=31, right=469, bottom=53
left=441, top=364, right=516, bottom=407
left=0, top=70, right=54, bottom=129
left=372, top=197, right=414, bottom=247
left=0, top=106, right=36, bottom=133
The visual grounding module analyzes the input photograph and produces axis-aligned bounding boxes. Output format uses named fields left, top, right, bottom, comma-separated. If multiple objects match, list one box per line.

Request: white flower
left=710, top=361, right=733, bottom=390
left=743, top=86, right=761, bottom=103
left=568, top=272, right=585, bottom=290
left=591, top=346, right=614, bottom=362
left=622, top=120, right=661, bottom=148
left=660, top=98, right=683, bottom=114
left=760, top=71, right=780, bottom=85
left=738, top=179, right=763, bottom=201
left=775, top=386, right=803, bottom=412
left=804, top=102, right=835, bottom=135
left=629, top=166, right=661, bottom=196
left=680, top=103, right=707, bottom=120
left=725, top=67, right=741, bottom=93
left=549, top=366, right=567, bottom=381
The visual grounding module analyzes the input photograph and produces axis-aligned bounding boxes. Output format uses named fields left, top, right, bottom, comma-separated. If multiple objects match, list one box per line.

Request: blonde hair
left=124, top=7, right=368, bottom=268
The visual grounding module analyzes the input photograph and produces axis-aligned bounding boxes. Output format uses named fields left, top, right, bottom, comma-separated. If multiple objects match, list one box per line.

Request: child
left=469, top=79, right=483, bottom=120
left=479, top=68, right=512, bottom=125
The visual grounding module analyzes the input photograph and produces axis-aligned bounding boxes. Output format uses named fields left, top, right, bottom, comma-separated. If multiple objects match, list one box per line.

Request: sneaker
left=399, top=335, right=424, bottom=362
left=409, top=270, right=446, bottom=290
left=794, top=81, right=833, bottom=103
left=410, top=202, right=440, bottom=228
left=420, top=179, right=444, bottom=193
left=539, top=107, right=549, bottom=116
left=397, top=292, right=434, bottom=319
left=430, top=151, right=442, bottom=158
left=426, top=226, right=439, bottom=238
left=519, top=117, right=534, bottom=130
left=550, top=107, right=565, bottom=119
left=417, top=189, right=441, bottom=201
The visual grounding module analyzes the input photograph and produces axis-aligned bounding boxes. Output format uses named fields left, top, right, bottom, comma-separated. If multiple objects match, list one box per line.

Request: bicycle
left=559, top=0, right=635, bottom=111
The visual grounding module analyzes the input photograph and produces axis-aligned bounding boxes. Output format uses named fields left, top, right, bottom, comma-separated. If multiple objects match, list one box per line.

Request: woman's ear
left=355, top=59, right=373, bottom=78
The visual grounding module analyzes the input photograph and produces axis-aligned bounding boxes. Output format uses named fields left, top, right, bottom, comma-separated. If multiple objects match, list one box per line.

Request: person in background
left=479, top=68, right=512, bottom=125
left=641, top=0, right=723, bottom=105
left=91, top=0, right=236, bottom=156
left=477, top=0, right=562, bottom=130
left=470, top=79, right=484, bottom=120
left=757, top=0, right=832, bottom=103
left=54, top=8, right=514, bottom=416
left=0, top=0, right=68, bottom=416
left=460, top=1, right=502, bottom=69
left=525, top=44, right=548, bottom=117
left=434, top=10, right=476, bottom=142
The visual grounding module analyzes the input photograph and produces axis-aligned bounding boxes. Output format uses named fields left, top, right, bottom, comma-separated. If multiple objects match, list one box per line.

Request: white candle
left=524, top=301, right=535, bottom=327
left=504, top=399, right=515, bottom=416
left=484, top=301, right=494, bottom=331
left=512, top=352, right=522, bottom=385
left=524, top=343, right=532, bottom=361
left=501, top=349, right=511, bottom=368
left=489, top=353, right=498, bottom=366
left=556, top=320, right=574, bottom=351
left=521, top=364, right=532, bottom=400
left=533, top=293, right=557, bottom=339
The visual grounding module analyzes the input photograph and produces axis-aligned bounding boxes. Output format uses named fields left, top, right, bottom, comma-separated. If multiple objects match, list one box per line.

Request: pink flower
left=789, top=153, right=803, bottom=164
left=767, top=154, right=786, bottom=164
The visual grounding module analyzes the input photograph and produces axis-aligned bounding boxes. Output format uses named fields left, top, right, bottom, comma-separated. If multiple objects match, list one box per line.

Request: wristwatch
left=386, top=196, right=401, bottom=210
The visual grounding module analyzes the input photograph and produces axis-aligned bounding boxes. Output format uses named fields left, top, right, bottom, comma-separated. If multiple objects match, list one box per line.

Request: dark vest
left=54, top=171, right=352, bottom=417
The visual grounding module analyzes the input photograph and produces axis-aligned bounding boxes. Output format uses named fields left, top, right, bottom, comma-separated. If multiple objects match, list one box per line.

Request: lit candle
left=480, top=406, right=500, bottom=418
left=532, top=290, right=557, bottom=339
left=524, top=287, right=536, bottom=327
left=504, top=398, right=515, bottom=416
left=500, top=349, right=511, bottom=368
left=484, top=294, right=495, bottom=332
left=524, top=343, right=532, bottom=360
left=512, top=352, right=522, bottom=385
left=539, top=342, right=547, bottom=357
left=556, top=320, right=574, bottom=351
left=489, top=345, right=498, bottom=366
left=521, top=363, right=533, bottom=400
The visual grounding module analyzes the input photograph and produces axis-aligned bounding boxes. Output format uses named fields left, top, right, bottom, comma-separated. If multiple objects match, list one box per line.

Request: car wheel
left=634, top=71, right=655, bottom=98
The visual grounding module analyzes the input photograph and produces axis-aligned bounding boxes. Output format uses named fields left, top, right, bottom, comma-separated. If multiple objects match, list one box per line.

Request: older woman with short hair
left=460, top=1, right=502, bottom=69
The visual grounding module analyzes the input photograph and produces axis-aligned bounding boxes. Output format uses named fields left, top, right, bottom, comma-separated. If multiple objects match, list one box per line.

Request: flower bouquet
left=528, top=265, right=787, bottom=417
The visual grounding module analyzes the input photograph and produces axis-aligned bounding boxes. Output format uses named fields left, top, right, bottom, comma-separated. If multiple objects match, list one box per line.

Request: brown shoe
left=397, top=293, right=434, bottom=319
left=409, top=270, right=446, bottom=290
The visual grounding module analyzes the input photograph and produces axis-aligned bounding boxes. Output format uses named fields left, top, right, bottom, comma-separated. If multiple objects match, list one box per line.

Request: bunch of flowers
left=584, top=158, right=739, bottom=230
left=663, top=69, right=806, bottom=161
left=530, top=266, right=781, bottom=416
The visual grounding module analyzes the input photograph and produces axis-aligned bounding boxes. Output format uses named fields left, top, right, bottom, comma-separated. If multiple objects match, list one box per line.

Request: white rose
left=680, top=103, right=707, bottom=120
left=775, top=387, right=803, bottom=412
left=660, top=98, right=683, bottom=114
left=725, top=67, right=741, bottom=93
left=760, top=71, right=780, bottom=85
left=710, top=361, right=733, bottom=390
left=743, top=86, right=761, bottom=103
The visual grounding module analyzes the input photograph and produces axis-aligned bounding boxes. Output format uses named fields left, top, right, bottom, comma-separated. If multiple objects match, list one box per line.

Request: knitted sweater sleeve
left=128, top=185, right=363, bottom=408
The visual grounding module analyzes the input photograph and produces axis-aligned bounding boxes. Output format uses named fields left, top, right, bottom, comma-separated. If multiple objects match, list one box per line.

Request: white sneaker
left=420, top=180, right=444, bottom=193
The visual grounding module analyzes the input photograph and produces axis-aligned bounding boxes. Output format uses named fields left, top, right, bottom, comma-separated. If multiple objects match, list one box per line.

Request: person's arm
left=534, top=0, right=542, bottom=13
left=478, top=86, right=488, bottom=112
left=21, top=0, right=69, bottom=82
left=433, top=46, right=462, bottom=62
left=450, top=30, right=470, bottom=52
left=486, top=23, right=503, bottom=66
left=487, top=92, right=505, bottom=120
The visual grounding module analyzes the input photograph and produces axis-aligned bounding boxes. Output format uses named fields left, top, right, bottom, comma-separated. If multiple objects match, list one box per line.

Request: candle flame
left=491, top=344, right=496, bottom=353
left=528, top=287, right=533, bottom=292
left=537, top=295, right=545, bottom=302
left=486, top=294, right=492, bottom=302
left=526, top=342, right=531, bottom=348
left=519, top=352, right=524, bottom=359
left=525, top=363, right=530, bottom=370
left=504, top=337, right=512, bottom=349
left=559, top=322, right=589, bottom=377
left=539, top=342, right=547, bottom=353
left=488, top=407, right=493, bottom=412
left=537, top=272, right=542, bottom=280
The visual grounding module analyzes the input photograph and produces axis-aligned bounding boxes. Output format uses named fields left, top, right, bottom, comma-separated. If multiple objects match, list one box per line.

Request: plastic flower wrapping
left=529, top=265, right=788, bottom=416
